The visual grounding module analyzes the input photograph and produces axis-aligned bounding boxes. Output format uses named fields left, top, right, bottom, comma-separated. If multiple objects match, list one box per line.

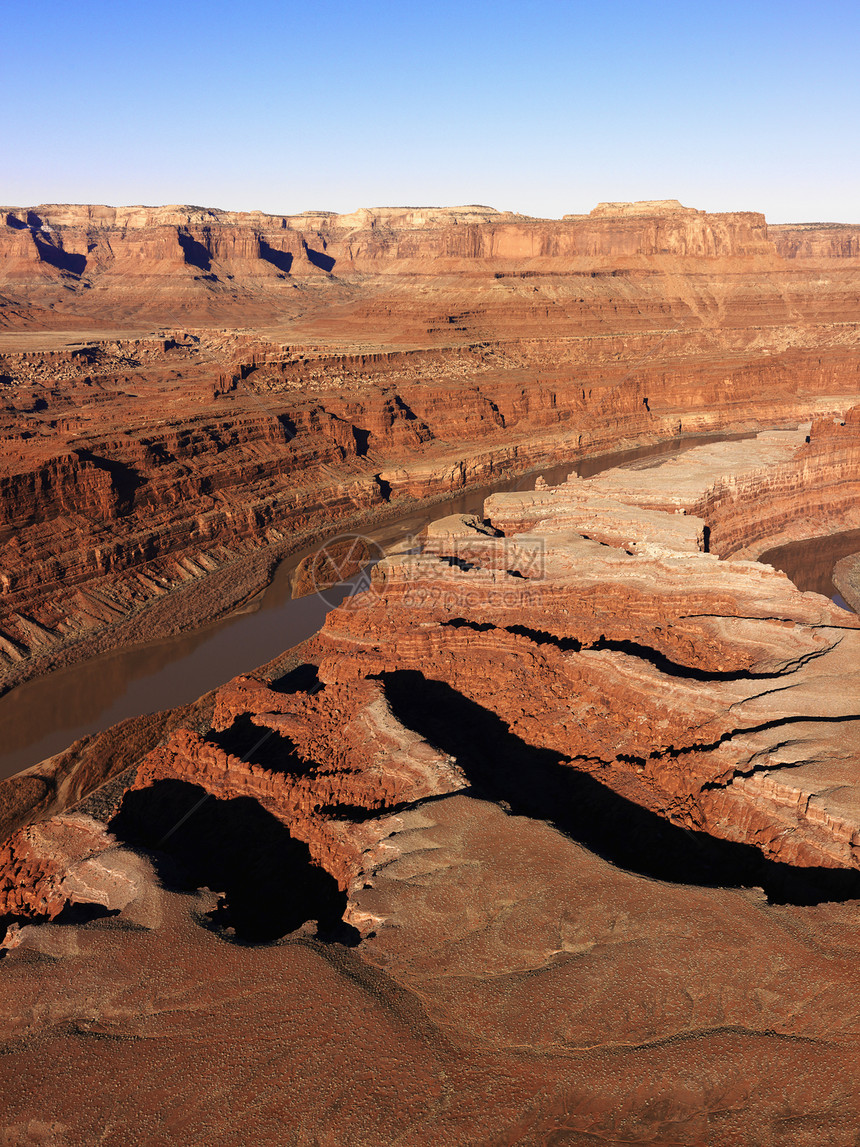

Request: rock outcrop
left=8, top=427, right=857, bottom=925
left=2, top=428, right=860, bottom=1144
left=834, top=551, right=860, bottom=612
left=1, top=199, right=859, bottom=705
left=310, top=435, right=860, bottom=880
left=3, top=204, right=860, bottom=1146
left=0, top=813, right=150, bottom=925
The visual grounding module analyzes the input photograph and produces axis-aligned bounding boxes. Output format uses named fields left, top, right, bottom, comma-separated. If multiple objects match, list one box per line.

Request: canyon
left=1, top=199, right=858, bottom=700
left=1, top=199, right=860, bottom=1144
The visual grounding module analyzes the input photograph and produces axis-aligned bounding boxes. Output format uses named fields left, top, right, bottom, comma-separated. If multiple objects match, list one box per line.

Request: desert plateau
left=1, top=196, right=860, bottom=1145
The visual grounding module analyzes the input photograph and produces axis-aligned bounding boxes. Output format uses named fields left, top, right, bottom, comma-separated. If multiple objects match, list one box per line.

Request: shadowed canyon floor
left=1, top=200, right=860, bottom=1144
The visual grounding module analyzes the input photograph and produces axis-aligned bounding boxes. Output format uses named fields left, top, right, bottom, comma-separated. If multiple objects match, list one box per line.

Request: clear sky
left=3, top=0, right=858, bottom=222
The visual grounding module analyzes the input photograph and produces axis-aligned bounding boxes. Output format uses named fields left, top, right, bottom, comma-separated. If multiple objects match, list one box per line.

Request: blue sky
left=3, top=0, right=858, bottom=221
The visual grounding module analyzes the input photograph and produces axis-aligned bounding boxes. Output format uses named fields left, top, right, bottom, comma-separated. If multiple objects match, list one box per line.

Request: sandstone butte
left=1, top=199, right=860, bottom=1144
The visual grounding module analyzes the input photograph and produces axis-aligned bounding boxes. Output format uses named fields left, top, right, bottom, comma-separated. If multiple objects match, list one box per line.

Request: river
left=760, top=528, right=860, bottom=614
left=1, top=431, right=853, bottom=781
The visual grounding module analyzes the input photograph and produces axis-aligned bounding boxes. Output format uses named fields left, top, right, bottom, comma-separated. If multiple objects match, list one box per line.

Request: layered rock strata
left=6, top=428, right=859, bottom=920
left=488, top=414, right=860, bottom=559
left=5, top=200, right=860, bottom=1143
left=2, top=422, right=860, bottom=1142
left=1, top=199, right=859, bottom=698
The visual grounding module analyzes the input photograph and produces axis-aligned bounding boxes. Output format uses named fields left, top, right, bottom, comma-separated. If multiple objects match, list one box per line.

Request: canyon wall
left=700, top=407, right=860, bottom=556
left=4, top=429, right=860, bottom=929
left=1, top=205, right=860, bottom=1143
left=2, top=199, right=858, bottom=326
left=770, top=221, right=860, bottom=260
left=1, top=200, right=859, bottom=699
left=0, top=200, right=777, bottom=292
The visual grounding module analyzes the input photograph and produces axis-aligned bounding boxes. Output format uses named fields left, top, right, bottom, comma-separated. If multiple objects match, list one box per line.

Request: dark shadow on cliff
left=0, top=902, right=120, bottom=957
left=352, top=427, right=371, bottom=456
left=178, top=232, right=212, bottom=272
left=268, top=662, right=321, bottom=694
left=75, top=450, right=144, bottom=514
left=443, top=619, right=799, bottom=682
left=34, top=237, right=87, bottom=276
left=110, top=780, right=356, bottom=944
left=303, top=243, right=335, bottom=272
left=206, top=713, right=318, bottom=777
left=260, top=242, right=293, bottom=273
left=378, top=670, right=860, bottom=906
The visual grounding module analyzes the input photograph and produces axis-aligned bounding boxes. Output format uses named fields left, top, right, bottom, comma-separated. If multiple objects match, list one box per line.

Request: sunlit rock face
left=2, top=202, right=860, bottom=1144
left=3, top=426, right=860, bottom=1143
left=0, top=198, right=858, bottom=707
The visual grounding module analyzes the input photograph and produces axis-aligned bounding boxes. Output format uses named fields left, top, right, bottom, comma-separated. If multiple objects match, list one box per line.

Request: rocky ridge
left=1, top=199, right=859, bottom=703
left=2, top=424, right=860, bottom=1143
left=1, top=200, right=859, bottom=1144
left=4, top=422, right=859, bottom=923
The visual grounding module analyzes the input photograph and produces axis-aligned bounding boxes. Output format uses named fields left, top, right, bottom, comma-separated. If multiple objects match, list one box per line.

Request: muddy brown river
left=760, top=528, right=860, bottom=613
left=2, top=431, right=848, bottom=782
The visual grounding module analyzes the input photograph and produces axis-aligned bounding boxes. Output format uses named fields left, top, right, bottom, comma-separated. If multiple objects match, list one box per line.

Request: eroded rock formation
left=2, top=427, right=860, bottom=1143
left=835, top=551, right=860, bottom=612
left=2, top=202, right=860, bottom=1144
left=5, top=426, right=859, bottom=917
left=0, top=198, right=859, bottom=703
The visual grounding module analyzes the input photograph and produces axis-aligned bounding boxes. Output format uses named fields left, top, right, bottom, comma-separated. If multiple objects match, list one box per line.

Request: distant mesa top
left=587, top=199, right=696, bottom=217
left=1, top=198, right=859, bottom=325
